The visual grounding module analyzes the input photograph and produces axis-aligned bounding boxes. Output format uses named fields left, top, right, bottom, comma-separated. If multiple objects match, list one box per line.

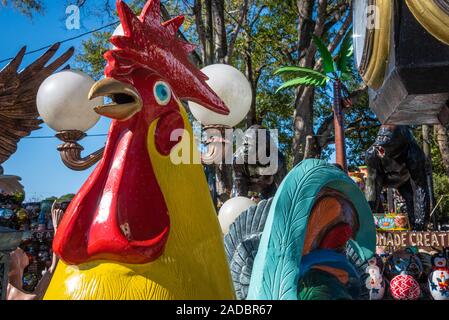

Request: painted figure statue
left=225, top=159, right=376, bottom=300
left=364, top=256, right=385, bottom=300
left=44, top=0, right=234, bottom=300
left=365, top=125, right=430, bottom=230
left=428, top=250, right=449, bottom=300
left=233, top=125, right=287, bottom=199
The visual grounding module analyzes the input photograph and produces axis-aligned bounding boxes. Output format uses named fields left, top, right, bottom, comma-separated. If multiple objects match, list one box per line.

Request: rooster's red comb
left=105, top=0, right=229, bottom=115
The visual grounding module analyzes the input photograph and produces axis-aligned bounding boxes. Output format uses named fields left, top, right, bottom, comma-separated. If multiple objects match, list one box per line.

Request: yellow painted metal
left=362, top=0, right=392, bottom=89
left=406, top=0, right=449, bottom=46
left=44, top=105, right=235, bottom=300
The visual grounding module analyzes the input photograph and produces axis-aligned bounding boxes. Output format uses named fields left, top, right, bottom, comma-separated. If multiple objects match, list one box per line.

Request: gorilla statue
left=365, top=125, right=430, bottom=231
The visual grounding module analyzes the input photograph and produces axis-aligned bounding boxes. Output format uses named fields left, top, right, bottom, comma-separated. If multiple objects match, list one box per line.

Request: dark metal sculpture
left=0, top=43, right=74, bottom=166
left=365, top=125, right=430, bottom=231
left=233, top=125, right=287, bottom=199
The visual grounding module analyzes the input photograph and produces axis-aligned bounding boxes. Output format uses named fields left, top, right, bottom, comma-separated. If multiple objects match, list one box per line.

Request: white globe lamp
left=37, top=70, right=101, bottom=132
left=36, top=70, right=105, bottom=171
left=218, top=196, right=256, bottom=234
left=188, top=64, right=252, bottom=127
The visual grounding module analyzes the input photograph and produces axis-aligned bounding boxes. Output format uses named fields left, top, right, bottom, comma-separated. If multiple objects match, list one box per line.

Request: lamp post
left=38, top=65, right=252, bottom=181
left=188, top=64, right=252, bottom=205
left=36, top=70, right=105, bottom=171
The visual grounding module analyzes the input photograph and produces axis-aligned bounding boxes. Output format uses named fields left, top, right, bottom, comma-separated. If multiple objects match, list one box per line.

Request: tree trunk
left=211, top=0, right=227, bottom=63
left=292, top=0, right=329, bottom=165
left=435, top=124, right=449, bottom=179
left=192, top=0, right=242, bottom=206
left=205, top=0, right=214, bottom=65
left=292, top=87, right=315, bottom=164
left=244, top=34, right=257, bottom=128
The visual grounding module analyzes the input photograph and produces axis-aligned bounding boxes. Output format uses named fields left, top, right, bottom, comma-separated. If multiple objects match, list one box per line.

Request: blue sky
left=0, top=1, right=119, bottom=201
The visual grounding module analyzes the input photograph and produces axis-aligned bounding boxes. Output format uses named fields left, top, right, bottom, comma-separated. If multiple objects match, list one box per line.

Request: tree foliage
left=0, top=0, right=44, bottom=17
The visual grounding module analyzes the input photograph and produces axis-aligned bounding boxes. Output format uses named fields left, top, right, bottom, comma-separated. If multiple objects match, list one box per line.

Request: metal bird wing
left=0, top=43, right=74, bottom=164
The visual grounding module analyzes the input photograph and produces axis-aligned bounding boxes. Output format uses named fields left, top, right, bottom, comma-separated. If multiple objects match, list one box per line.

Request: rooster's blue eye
left=154, top=81, right=171, bottom=106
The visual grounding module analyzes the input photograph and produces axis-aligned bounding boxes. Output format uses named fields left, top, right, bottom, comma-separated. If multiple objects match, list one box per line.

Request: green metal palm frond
left=274, top=66, right=328, bottom=78
left=312, top=34, right=335, bottom=74
left=275, top=73, right=328, bottom=93
left=336, top=30, right=354, bottom=76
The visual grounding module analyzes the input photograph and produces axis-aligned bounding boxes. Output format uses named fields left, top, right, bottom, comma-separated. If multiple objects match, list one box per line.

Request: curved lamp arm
left=201, top=125, right=233, bottom=165
left=55, top=130, right=104, bottom=171
left=55, top=126, right=232, bottom=170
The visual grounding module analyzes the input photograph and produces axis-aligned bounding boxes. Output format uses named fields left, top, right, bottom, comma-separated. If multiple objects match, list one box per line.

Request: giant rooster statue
left=44, top=0, right=235, bottom=300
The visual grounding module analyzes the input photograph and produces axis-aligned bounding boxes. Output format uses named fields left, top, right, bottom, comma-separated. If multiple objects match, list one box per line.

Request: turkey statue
left=44, top=0, right=234, bottom=300
left=225, top=160, right=377, bottom=300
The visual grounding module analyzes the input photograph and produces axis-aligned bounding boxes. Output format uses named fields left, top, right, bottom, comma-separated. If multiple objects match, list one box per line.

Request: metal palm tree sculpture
left=276, top=32, right=353, bottom=172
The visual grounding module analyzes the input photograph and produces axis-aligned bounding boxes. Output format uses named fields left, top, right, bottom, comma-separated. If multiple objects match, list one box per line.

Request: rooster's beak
left=89, top=78, right=143, bottom=121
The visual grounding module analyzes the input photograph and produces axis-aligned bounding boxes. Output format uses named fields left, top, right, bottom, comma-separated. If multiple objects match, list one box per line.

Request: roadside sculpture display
left=225, top=159, right=376, bottom=300
left=233, top=125, right=287, bottom=199
left=365, top=125, right=430, bottom=231
left=44, top=0, right=235, bottom=300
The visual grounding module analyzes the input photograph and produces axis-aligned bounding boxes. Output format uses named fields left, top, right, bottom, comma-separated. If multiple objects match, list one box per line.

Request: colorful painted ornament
left=385, top=248, right=423, bottom=280
left=390, top=272, right=421, bottom=300
left=364, top=256, right=385, bottom=300
left=428, top=252, right=449, bottom=300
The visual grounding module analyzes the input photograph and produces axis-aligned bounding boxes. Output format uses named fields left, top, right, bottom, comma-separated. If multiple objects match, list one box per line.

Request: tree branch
left=226, top=0, right=249, bottom=64
left=193, top=0, right=207, bottom=64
